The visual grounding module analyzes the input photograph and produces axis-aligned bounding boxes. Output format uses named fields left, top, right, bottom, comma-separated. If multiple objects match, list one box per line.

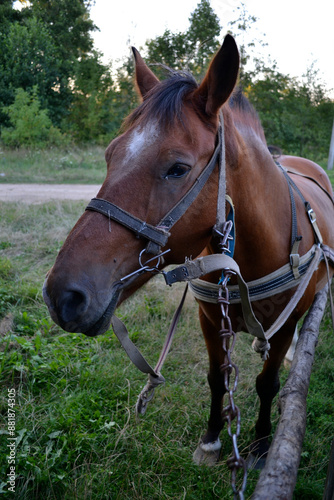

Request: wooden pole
left=328, top=118, right=334, bottom=170
left=252, top=284, right=329, bottom=500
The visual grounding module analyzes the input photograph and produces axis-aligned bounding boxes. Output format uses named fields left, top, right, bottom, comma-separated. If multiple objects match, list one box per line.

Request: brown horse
left=43, top=35, right=334, bottom=467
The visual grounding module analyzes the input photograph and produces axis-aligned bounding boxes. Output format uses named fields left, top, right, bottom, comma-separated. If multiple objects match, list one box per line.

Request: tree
left=145, top=0, right=221, bottom=79
left=1, top=87, right=63, bottom=148
left=0, top=0, right=99, bottom=134
left=246, top=66, right=334, bottom=160
left=66, top=51, right=117, bottom=142
left=0, top=17, right=65, bottom=126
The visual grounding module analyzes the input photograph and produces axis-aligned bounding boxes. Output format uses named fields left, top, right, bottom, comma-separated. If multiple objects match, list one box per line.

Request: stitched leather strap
left=111, top=285, right=189, bottom=415
left=163, top=245, right=324, bottom=341
left=86, top=123, right=223, bottom=255
left=86, top=198, right=170, bottom=248
left=189, top=245, right=317, bottom=304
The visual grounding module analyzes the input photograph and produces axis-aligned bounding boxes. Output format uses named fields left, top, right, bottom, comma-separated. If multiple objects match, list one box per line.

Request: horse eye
left=165, top=164, right=190, bottom=179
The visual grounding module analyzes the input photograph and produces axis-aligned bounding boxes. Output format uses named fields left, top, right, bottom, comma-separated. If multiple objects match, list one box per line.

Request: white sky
left=90, top=0, right=334, bottom=96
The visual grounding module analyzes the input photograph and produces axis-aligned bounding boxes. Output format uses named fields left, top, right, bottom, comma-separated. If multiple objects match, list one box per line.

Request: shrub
left=1, top=87, right=65, bottom=148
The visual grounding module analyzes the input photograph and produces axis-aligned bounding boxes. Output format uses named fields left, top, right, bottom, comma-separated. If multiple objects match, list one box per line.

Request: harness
left=85, top=113, right=334, bottom=414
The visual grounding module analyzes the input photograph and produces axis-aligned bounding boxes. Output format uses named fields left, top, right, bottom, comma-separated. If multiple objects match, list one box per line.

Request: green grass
left=326, top=167, right=334, bottom=187
left=0, top=146, right=106, bottom=184
left=0, top=200, right=333, bottom=499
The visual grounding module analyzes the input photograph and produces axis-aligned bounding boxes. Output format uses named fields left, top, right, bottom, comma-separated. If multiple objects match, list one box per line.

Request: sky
left=89, top=0, right=334, bottom=96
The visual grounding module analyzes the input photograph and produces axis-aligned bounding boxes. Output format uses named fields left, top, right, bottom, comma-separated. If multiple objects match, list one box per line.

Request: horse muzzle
left=42, top=278, right=123, bottom=337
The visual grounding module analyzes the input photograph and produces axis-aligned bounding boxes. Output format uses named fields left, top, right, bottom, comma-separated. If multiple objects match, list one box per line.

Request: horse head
left=43, top=35, right=240, bottom=337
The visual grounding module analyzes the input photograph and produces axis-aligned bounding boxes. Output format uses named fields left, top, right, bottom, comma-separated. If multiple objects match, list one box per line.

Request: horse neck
left=225, top=126, right=292, bottom=281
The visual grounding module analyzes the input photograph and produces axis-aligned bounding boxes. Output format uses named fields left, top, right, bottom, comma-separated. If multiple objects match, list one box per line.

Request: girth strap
left=163, top=245, right=324, bottom=343
left=189, top=245, right=317, bottom=304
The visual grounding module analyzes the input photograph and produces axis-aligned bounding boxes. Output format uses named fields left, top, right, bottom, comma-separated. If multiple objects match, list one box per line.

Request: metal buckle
left=307, top=207, right=316, bottom=224
left=214, top=220, right=234, bottom=254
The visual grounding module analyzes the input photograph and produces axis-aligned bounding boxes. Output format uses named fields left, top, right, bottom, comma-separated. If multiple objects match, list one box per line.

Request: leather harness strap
left=188, top=245, right=317, bottom=304
left=86, top=120, right=224, bottom=256
left=285, top=167, right=334, bottom=206
left=86, top=198, right=170, bottom=249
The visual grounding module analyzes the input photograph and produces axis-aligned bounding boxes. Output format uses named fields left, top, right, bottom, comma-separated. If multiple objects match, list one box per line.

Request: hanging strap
left=213, top=111, right=227, bottom=236
left=111, top=285, right=189, bottom=415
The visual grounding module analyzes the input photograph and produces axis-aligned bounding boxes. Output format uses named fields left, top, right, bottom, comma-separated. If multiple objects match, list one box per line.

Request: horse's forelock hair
left=123, top=70, right=199, bottom=132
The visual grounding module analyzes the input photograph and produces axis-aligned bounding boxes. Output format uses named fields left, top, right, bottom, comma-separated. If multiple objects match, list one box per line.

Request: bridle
left=86, top=114, right=227, bottom=261
left=83, top=113, right=229, bottom=415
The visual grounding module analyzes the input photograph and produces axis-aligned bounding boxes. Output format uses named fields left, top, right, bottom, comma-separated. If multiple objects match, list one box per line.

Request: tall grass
left=0, top=147, right=106, bottom=184
left=0, top=200, right=333, bottom=499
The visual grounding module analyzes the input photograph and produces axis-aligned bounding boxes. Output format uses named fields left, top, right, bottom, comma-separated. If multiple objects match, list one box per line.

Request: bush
left=1, top=87, right=65, bottom=148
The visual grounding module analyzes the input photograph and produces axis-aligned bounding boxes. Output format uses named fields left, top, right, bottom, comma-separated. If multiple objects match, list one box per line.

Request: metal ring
left=139, top=249, right=161, bottom=271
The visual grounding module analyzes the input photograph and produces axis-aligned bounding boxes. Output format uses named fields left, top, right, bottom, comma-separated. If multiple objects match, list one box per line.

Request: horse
left=43, top=34, right=334, bottom=470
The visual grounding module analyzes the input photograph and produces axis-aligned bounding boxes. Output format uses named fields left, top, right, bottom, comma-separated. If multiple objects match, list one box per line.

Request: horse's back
left=280, top=155, right=333, bottom=196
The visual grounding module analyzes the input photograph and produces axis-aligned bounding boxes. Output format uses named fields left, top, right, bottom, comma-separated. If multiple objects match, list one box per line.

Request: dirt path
left=0, top=184, right=101, bottom=204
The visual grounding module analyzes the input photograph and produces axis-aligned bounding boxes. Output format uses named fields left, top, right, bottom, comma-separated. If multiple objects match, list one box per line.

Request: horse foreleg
left=193, top=307, right=226, bottom=465
left=249, top=324, right=296, bottom=468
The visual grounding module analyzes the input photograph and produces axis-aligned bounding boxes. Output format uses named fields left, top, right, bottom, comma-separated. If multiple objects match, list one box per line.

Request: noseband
left=86, top=115, right=226, bottom=258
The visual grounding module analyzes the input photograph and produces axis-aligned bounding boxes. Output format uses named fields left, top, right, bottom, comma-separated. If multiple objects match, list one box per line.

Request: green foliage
left=0, top=0, right=333, bottom=161
left=66, top=52, right=119, bottom=142
left=0, top=0, right=99, bottom=137
left=1, top=87, right=64, bottom=148
left=145, top=0, right=221, bottom=79
left=0, top=16, right=67, bottom=127
left=245, top=66, right=334, bottom=161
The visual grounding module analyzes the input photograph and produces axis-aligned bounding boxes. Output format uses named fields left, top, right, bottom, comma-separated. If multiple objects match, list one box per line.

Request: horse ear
left=194, top=34, right=239, bottom=116
left=132, top=47, right=160, bottom=99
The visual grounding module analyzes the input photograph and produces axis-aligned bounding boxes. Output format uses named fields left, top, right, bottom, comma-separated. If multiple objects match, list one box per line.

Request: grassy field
left=0, top=147, right=106, bottom=184
left=0, top=150, right=333, bottom=499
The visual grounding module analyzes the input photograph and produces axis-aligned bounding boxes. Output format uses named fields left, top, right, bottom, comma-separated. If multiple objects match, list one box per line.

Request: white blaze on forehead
left=125, top=122, right=159, bottom=162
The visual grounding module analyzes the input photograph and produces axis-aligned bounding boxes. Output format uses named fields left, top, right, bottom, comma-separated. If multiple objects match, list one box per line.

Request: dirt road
left=0, top=184, right=101, bottom=204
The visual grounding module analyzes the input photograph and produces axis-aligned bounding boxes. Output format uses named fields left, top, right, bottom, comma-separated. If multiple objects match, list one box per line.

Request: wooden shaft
left=252, top=284, right=329, bottom=500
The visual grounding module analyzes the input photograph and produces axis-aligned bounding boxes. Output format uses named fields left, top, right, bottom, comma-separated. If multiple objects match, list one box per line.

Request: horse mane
left=228, top=87, right=267, bottom=144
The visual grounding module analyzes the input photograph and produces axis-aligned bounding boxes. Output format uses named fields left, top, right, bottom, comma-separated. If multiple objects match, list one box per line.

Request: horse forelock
left=123, top=71, right=199, bottom=133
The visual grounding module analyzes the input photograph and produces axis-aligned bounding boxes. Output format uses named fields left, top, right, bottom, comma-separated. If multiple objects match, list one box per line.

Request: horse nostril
left=59, top=290, right=89, bottom=325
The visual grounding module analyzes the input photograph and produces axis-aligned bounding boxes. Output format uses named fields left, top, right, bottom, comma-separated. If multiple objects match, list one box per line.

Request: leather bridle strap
left=111, top=284, right=189, bottom=415
left=86, top=199, right=170, bottom=249
left=85, top=120, right=224, bottom=255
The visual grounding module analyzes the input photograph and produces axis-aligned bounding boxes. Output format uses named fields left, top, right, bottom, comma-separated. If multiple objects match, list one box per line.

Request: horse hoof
left=246, top=452, right=267, bottom=470
left=193, top=438, right=221, bottom=466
